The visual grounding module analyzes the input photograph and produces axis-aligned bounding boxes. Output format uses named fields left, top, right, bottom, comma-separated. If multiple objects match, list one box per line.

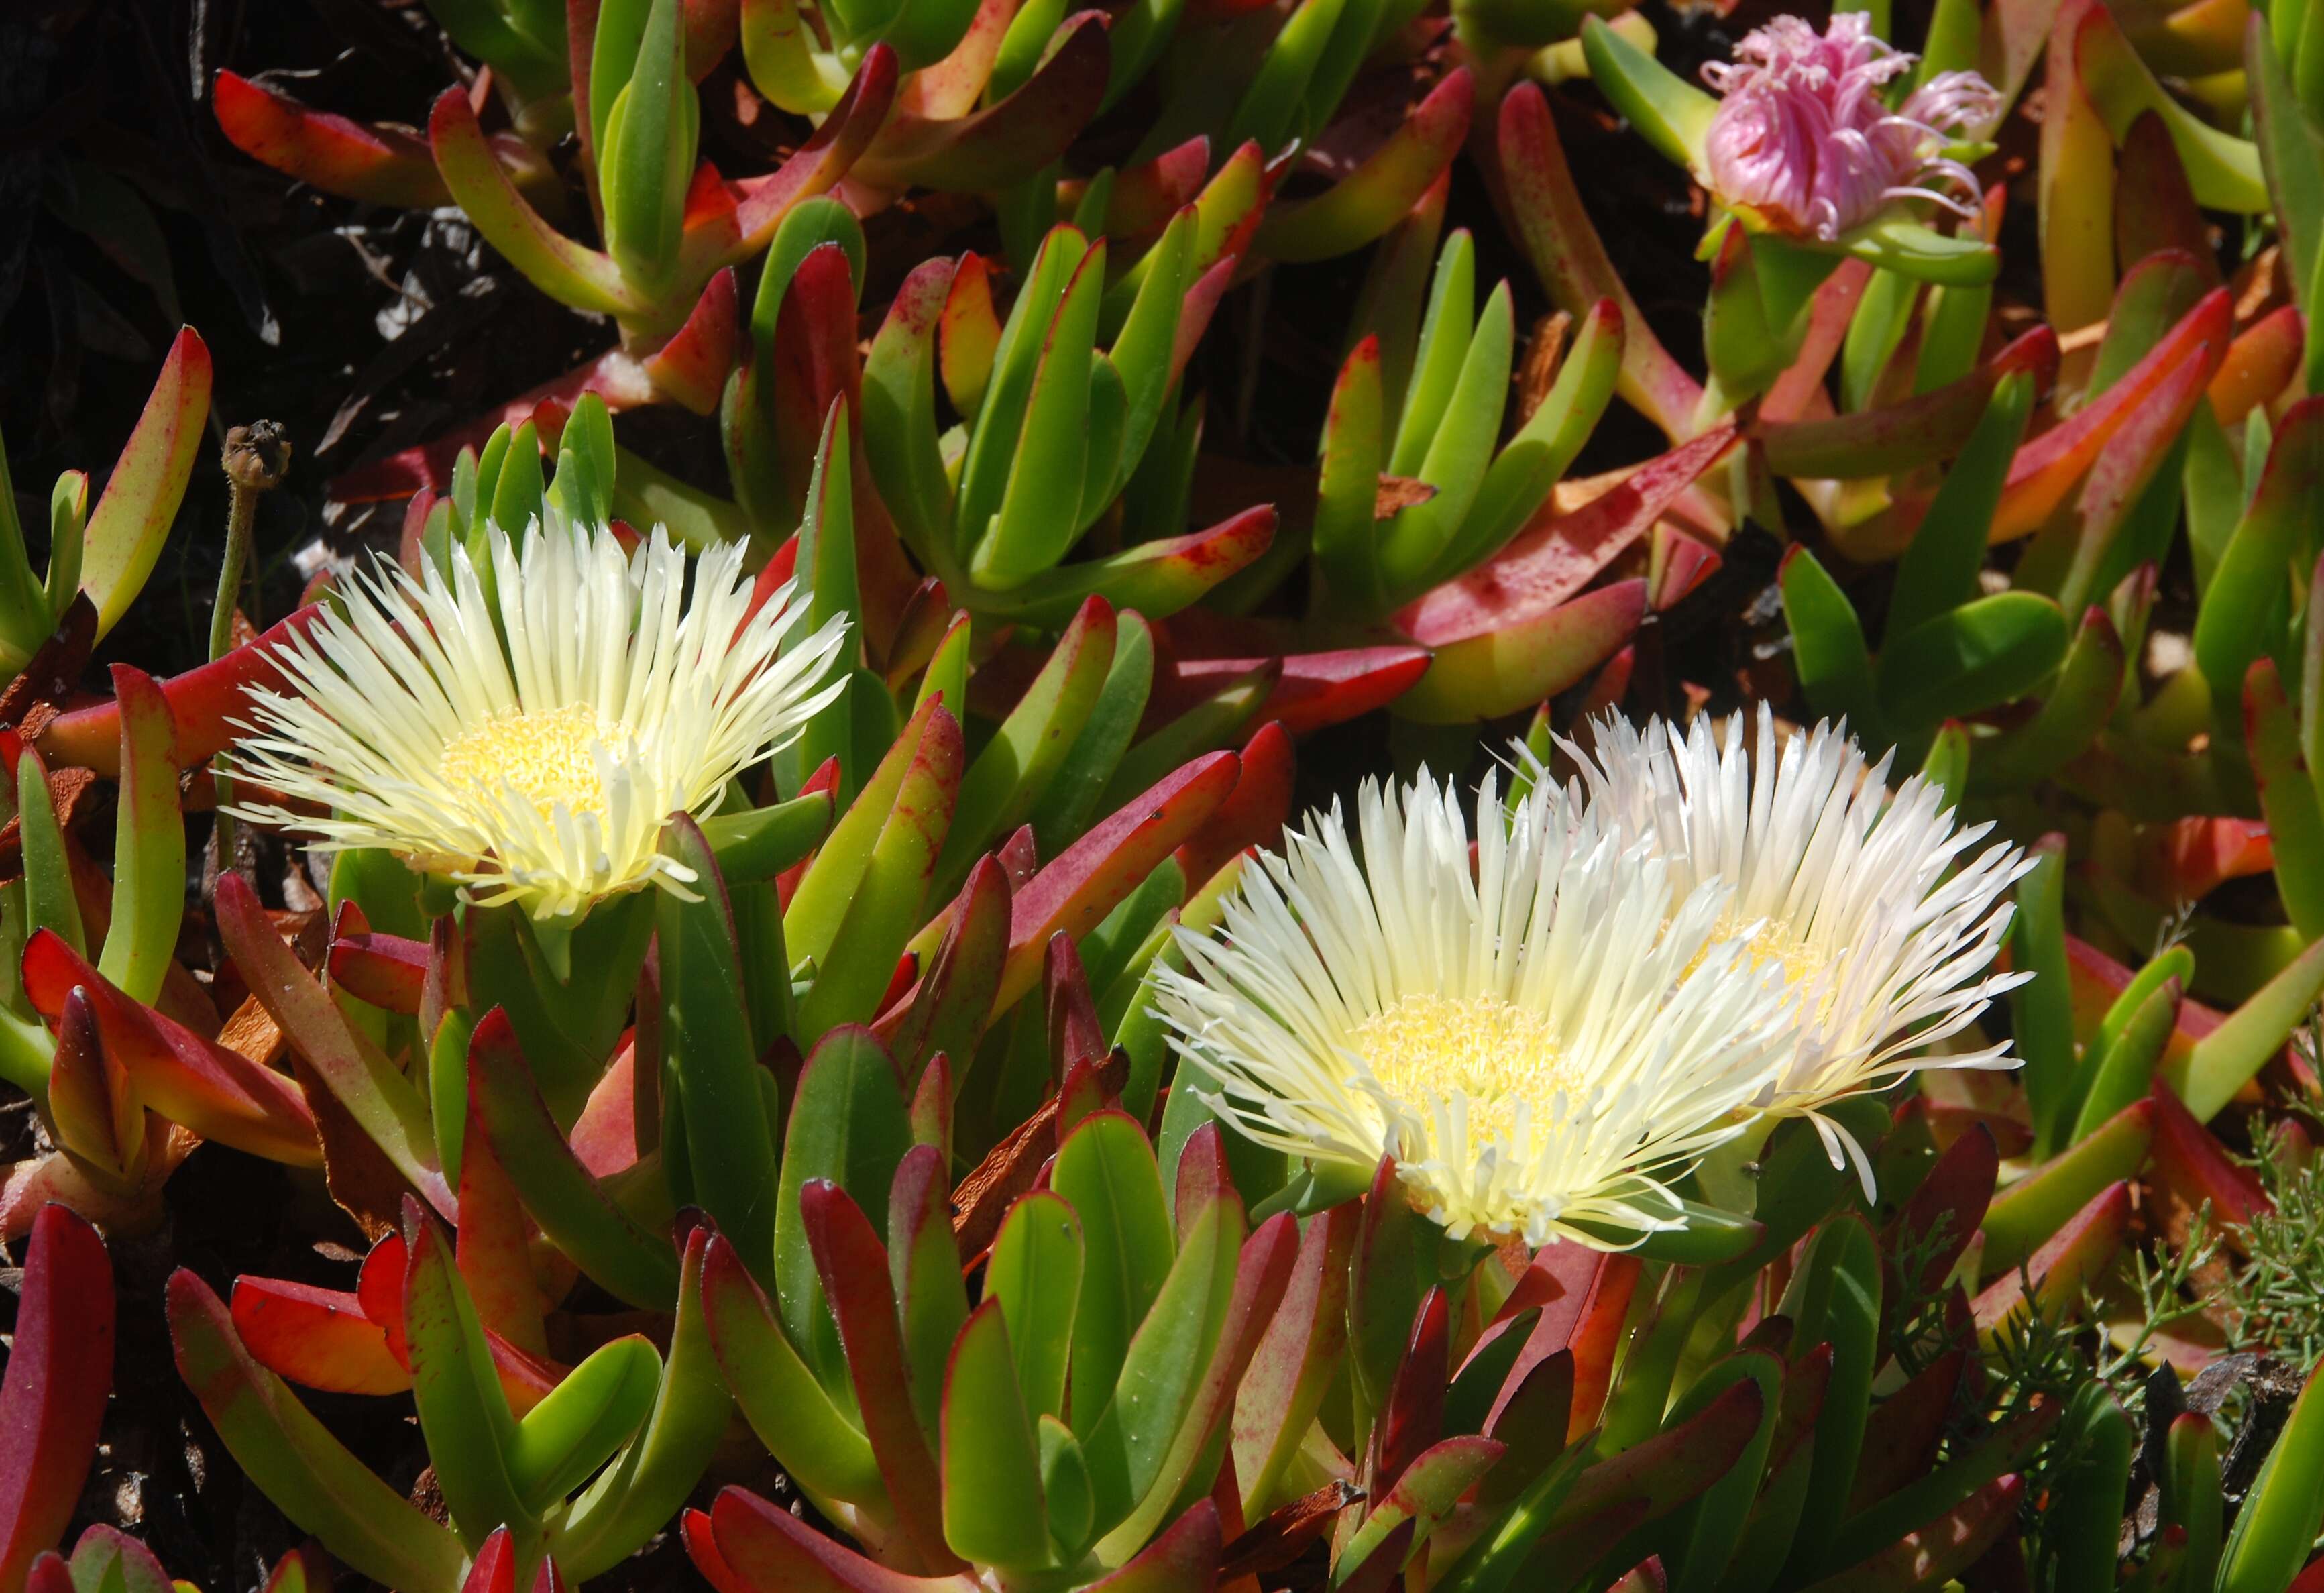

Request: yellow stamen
left=1354, top=993, right=1579, bottom=1141
left=1698, top=911, right=1842, bottom=1028
left=1720, top=913, right=1828, bottom=986
left=438, top=702, right=622, bottom=820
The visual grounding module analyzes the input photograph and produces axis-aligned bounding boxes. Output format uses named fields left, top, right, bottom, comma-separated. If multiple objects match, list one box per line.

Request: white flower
left=225, top=514, right=848, bottom=920
left=1563, top=712, right=2032, bottom=1174
left=1153, top=767, right=1793, bottom=1249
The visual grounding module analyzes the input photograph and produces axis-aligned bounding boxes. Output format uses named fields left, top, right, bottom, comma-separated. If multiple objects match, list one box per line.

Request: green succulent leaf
left=773, top=1030, right=914, bottom=1390
left=1775, top=1217, right=1880, bottom=1580
left=989, top=1191, right=1087, bottom=1427
left=166, top=1272, right=467, bottom=1593
left=1081, top=1191, right=1243, bottom=1555
left=400, top=1216, right=532, bottom=1549
left=506, top=1335, right=661, bottom=1513
left=553, top=1229, right=734, bottom=1580
left=1053, top=1111, right=1177, bottom=1433
left=1580, top=16, right=1715, bottom=172
left=1875, top=592, right=2071, bottom=732
left=1779, top=548, right=1885, bottom=741
left=942, top=1301, right=1051, bottom=1568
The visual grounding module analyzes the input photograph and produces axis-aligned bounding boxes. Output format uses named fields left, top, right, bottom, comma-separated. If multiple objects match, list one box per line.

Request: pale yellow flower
left=227, top=514, right=846, bottom=919
left=1565, top=712, right=2032, bottom=1178
left=1155, top=765, right=1792, bottom=1248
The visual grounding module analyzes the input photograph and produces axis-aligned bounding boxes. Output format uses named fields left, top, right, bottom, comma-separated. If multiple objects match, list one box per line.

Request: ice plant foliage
left=1156, top=768, right=1792, bottom=1248
left=1701, top=12, right=1999, bottom=241
left=40, top=0, right=2324, bottom=1574
left=227, top=516, right=848, bottom=918
left=1567, top=713, right=2032, bottom=1166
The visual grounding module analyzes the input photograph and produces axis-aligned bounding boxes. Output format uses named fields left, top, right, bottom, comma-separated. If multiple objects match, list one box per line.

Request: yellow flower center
left=1353, top=993, right=1578, bottom=1140
left=1718, top=912, right=1828, bottom=985
left=438, top=702, right=622, bottom=820
left=1696, top=910, right=1841, bottom=1030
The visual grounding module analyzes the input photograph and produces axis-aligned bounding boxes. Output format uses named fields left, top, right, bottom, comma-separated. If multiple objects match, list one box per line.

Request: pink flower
left=1701, top=13, right=1999, bottom=242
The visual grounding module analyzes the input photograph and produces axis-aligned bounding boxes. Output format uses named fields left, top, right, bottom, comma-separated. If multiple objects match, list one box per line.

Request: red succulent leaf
left=1575, top=646, right=1636, bottom=720
left=258, top=1545, right=330, bottom=1593
left=328, top=916, right=430, bottom=1017
left=1970, top=1182, right=2133, bottom=1336
left=60, top=1526, right=175, bottom=1593
left=798, top=1180, right=959, bottom=1574
left=213, top=71, right=451, bottom=208
left=1083, top=1500, right=1222, bottom=1593
left=457, top=1082, right=553, bottom=1358
left=1231, top=1201, right=1357, bottom=1515
left=355, top=1226, right=559, bottom=1411
left=1103, top=138, right=1212, bottom=241
left=2210, top=304, right=2303, bottom=427
left=359, top=1232, right=412, bottom=1372
left=722, top=47, right=899, bottom=252
left=1818, top=1475, right=2026, bottom=1588
left=38, top=606, right=326, bottom=777
left=1488, top=1243, right=1641, bottom=1438
left=569, top=1038, right=645, bottom=1178
left=461, top=1527, right=522, bottom=1593
left=701, top=1487, right=973, bottom=1592
left=1754, top=327, right=2057, bottom=481
left=1760, top=260, right=1873, bottom=425
left=2148, top=1083, right=2269, bottom=1231
left=2135, top=818, right=2275, bottom=903
left=229, top=1275, right=410, bottom=1396
left=1168, top=254, right=1239, bottom=392
left=1553, top=1376, right=1766, bottom=1536
left=1887, top=1121, right=1998, bottom=1303
left=1162, top=1211, right=1300, bottom=1519
left=2114, top=120, right=2215, bottom=284
left=681, top=1507, right=758, bottom=1593
left=0, top=1205, right=115, bottom=1591
left=44, top=987, right=143, bottom=1180
left=1174, top=1124, right=1233, bottom=1239
left=878, top=854, right=1011, bottom=1081
left=1046, top=933, right=1108, bottom=1084
left=993, top=753, right=1239, bottom=1016
left=1995, top=290, right=2229, bottom=541
left=21, top=930, right=319, bottom=1166
left=775, top=757, right=844, bottom=912
left=1848, top=1352, right=1965, bottom=1512
left=1477, top=1349, right=1573, bottom=1506
left=1605, top=1559, right=1668, bottom=1593
left=643, top=268, right=742, bottom=415
left=1767, top=1342, right=1834, bottom=1480
left=1174, top=720, right=1292, bottom=890
left=882, top=582, right=957, bottom=694
left=1394, top=427, right=1736, bottom=649
left=1651, top=532, right=1721, bottom=612
left=215, top=873, right=452, bottom=1217
left=1147, top=648, right=1430, bottom=738
left=681, top=0, right=739, bottom=78
left=853, top=17, right=1109, bottom=192
left=1367, top=1288, right=1449, bottom=1500
left=1254, top=68, right=1473, bottom=266
left=767, top=247, right=865, bottom=502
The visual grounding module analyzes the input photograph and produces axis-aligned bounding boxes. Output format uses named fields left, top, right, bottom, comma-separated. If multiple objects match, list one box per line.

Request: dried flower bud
left=222, top=421, right=292, bottom=494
